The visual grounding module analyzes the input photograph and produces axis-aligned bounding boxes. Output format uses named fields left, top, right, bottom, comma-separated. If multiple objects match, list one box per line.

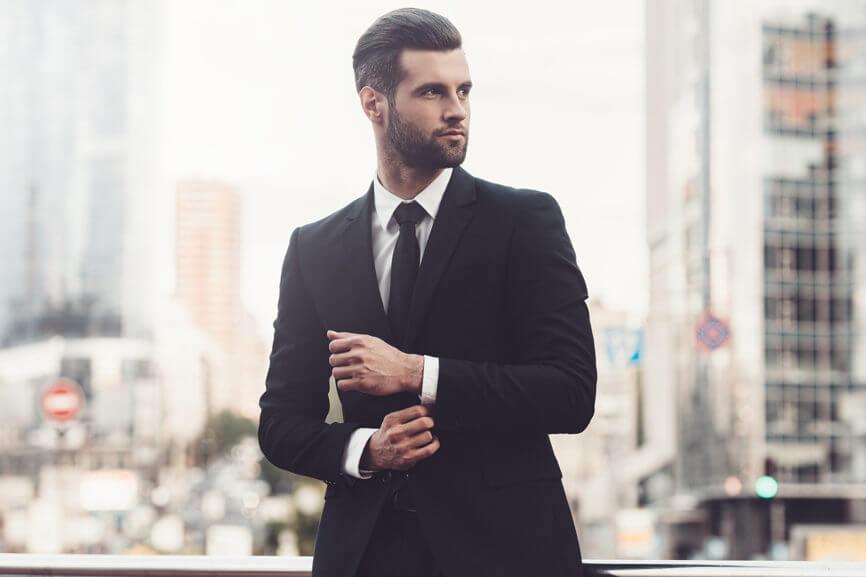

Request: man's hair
left=352, top=8, right=462, bottom=104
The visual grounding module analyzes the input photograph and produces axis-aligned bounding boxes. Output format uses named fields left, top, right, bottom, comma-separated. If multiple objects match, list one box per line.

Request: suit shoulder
left=294, top=193, right=366, bottom=245
left=472, top=174, right=560, bottom=215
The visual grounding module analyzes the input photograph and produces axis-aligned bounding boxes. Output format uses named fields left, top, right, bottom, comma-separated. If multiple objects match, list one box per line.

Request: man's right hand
left=360, top=405, right=440, bottom=471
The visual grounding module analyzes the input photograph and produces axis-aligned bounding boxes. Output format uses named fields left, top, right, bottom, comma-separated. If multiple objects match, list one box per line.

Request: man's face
left=385, top=48, right=471, bottom=170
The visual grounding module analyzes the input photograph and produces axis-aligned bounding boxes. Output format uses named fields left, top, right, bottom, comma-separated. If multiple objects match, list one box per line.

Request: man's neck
left=377, top=161, right=444, bottom=201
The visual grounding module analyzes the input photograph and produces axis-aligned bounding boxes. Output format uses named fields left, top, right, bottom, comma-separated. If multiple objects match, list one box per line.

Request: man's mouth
left=439, top=130, right=465, bottom=139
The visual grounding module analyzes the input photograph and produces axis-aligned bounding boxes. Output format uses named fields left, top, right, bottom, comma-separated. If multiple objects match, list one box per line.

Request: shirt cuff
left=419, top=355, right=439, bottom=405
left=341, top=427, right=378, bottom=479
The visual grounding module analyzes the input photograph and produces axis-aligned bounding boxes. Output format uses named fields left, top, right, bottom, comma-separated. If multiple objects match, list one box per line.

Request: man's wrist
left=342, top=427, right=378, bottom=479
left=402, top=353, right=424, bottom=395
left=360, top=433, right=380, bottom=471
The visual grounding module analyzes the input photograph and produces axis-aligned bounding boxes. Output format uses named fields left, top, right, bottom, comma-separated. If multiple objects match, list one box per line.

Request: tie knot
left=393, top=201, right=427, bottom=226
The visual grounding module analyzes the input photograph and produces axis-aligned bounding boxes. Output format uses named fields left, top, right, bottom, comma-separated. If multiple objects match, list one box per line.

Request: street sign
left=605, top=328, right=643, bottom=368
left=696, top=314, right=730, bottom=351
left=41, top=378, right=84, bottom=422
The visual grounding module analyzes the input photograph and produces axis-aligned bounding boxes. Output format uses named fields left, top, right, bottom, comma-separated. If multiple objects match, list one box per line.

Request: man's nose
left=443, top=93, right=468, bottom=121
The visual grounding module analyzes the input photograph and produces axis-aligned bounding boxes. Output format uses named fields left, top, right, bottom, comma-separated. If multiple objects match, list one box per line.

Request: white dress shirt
left=339, top=167, right=453, bottom=479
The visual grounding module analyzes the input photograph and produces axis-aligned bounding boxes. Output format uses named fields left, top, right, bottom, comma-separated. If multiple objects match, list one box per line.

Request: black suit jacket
left=258, top=166, right=597, bottom=577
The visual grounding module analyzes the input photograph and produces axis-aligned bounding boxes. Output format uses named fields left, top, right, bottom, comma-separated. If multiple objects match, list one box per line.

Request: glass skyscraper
left=646, top=0, right=866, bottom=558
left=0, top=0, right=159, bottom=345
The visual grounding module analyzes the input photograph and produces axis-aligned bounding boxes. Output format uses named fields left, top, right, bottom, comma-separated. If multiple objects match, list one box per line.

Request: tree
left=194, top=409, right=257, bottom=464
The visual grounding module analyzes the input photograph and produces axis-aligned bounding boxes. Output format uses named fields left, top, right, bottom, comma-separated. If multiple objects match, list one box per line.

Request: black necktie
left=388, top=201, right=427, bottom=346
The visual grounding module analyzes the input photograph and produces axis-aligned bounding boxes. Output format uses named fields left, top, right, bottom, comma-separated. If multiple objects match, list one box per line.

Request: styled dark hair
left=352, top=8, right=462, bottom=103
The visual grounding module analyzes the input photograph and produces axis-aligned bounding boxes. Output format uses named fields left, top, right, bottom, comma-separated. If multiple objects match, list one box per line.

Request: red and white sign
left=41, top=378, right=84, bottom=422
left=696, top=314, right=731, bottom=351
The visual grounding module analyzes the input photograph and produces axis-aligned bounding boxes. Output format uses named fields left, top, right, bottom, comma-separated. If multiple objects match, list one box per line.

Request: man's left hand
left=327, top=330, right=423, bottom=396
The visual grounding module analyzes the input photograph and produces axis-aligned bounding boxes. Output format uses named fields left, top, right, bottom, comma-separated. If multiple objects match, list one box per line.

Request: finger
left=328, top=336, right=366, bottom=353
left=389, top=404, right=430, bottom=424
left=394, top=416, right=435, bottom=438
left=328, top=338, right=352, bottom=353
left=336, top=377, right=361, bottom=392
left=327, top=330, right=359, bottom=339
left=332, top=364, right=362, bottom=380
left=406, top=436, right=440, bottom=460
left=402, top=429, right=435, bottom=449
left=329, top=351, right=358, bottom=367
left=337, top=377, right=383, bottom=395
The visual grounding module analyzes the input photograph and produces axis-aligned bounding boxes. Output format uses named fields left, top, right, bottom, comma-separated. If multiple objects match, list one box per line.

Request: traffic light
left=755, top=476, right=778, bottom=499
left=757, top=457, right=779, bottom=498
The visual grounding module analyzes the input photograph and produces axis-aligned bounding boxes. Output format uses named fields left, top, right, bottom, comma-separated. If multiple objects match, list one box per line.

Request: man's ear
left=359, top=86, right=386, bottom=124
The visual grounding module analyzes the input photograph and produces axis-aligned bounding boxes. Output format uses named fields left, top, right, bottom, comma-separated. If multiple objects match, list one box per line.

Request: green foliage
left=196, top=409, right=257, bottom=463
left=259, top=454, right=295, bottom=494
left=295, top=506, right=321, bottom=555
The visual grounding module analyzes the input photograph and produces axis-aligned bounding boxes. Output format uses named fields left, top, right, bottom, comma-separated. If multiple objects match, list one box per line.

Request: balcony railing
left=0, top=556, right=865, bottom=577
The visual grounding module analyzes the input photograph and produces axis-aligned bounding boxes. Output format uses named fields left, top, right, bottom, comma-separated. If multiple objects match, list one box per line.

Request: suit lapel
left=337, top=166, right=477, bottom=352
left=403, top=166, right=476, bottom=351
left=338, top=184, right=395, bottom=345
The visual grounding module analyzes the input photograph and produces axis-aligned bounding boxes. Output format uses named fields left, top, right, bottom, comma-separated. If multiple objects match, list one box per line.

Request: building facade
left=646, top=0, right=866, bottom=559
left=0, top=0, right=160, bottom=345
left=175, top=180, right=267, bottom=419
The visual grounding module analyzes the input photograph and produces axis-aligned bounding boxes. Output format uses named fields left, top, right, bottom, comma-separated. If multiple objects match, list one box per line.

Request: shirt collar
left=372, top=167, right=453, bottom=230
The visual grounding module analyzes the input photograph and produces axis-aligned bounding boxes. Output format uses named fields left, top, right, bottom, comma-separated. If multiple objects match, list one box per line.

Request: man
left=258, top=8, right=597, bottom=577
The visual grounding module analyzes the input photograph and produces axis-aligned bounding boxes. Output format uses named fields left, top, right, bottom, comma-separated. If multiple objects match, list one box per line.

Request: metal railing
left=0, top=556, right=865, bottom=577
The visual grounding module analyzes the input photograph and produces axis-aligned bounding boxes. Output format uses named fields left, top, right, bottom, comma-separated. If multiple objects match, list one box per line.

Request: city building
left=175, top=181, right=242, bottom=358
left=646, top=0, right=866, bottom=559
left=0, top=336, right=162, bottom=462
left=175, top=180, right=267, bottom=419
left=0, top=0, right=160, bottom=345
left=0, top=335, right=162, bottom=552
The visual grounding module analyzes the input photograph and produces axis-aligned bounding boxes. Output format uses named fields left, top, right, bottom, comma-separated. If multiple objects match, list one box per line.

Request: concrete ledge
left=0, top=555, right=865, bottom=577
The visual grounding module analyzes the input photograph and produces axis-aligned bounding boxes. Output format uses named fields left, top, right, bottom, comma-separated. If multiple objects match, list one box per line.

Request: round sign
left=41, top=378, right=84, bottom=422
left=696, top=314, right=730, bottom=351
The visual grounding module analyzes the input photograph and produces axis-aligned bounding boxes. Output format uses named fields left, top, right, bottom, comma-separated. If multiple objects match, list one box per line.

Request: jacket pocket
left=481, top=433, right=563, bottom=488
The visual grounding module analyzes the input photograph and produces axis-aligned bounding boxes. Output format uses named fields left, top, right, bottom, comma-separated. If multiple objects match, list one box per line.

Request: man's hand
left=360, top=405, right=440, bottom=471
left=327, top=330, right=424, bottom=396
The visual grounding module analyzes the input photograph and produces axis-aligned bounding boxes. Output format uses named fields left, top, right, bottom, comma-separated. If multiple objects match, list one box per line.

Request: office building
left=645, top=0, right=866, bottom=558
left=0, top=0, right=160, bottom=345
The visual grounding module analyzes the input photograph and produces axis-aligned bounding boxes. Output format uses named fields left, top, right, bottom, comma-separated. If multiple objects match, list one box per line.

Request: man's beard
left=386, top=105, right=468, bottom=170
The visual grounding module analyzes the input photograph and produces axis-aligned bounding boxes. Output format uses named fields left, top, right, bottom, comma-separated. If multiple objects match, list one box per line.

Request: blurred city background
left=1, top=0, right=865, bottom=562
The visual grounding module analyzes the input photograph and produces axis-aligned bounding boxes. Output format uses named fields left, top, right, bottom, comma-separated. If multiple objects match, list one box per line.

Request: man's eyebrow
left=413, top=82, right=446, bottom=94
left=413, top=81, right=473, bottom=94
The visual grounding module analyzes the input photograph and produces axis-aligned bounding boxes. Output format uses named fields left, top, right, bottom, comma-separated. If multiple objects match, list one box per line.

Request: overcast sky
left=158, top=0, right=647, bottom=340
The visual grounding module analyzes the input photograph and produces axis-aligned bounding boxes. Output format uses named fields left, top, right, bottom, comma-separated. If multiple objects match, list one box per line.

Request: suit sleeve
left=258, top=227, right=365, bottom=486
left=433, top=192, right=597, bottom=435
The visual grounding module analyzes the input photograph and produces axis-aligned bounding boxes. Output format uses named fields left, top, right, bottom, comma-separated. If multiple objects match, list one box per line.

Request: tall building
left=175, top=180, right=266, bottom=418
left=646, top=0, right=866, bottom=559
left=175, top=181, right=242, bottom=359
left=0, top=0, right=160, bottom=345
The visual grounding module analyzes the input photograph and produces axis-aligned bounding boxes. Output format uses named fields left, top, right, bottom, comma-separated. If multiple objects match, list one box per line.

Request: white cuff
left=419, top=355, right=439, bottom=405
left=341, top=427, right=378, bottom=479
